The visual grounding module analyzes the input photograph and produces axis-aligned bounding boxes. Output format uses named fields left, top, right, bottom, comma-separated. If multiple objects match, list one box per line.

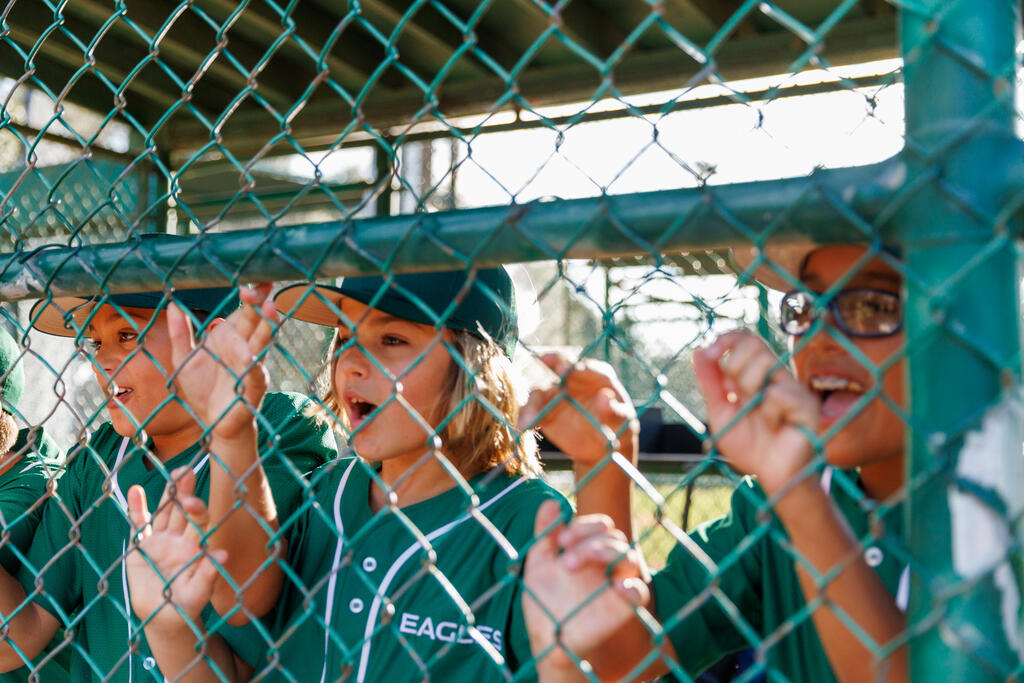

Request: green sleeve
left=651, top=478, right=767, bottom=677
left=255, top=392, right=338, bottom=523
left=505, top=483, right=573, bottom=680
left=206, top=605, right=275, bottom=673
left=218, top=395, right=336, bottom=667
left=16, top=441, right=90, bottom=621
left=12, top=426, right=63, bottom=469
left=0, top=428, right=61, bottom=575
left=0, top=429, right=71, bottom=683
left=220, top=488, right=322, bottom=671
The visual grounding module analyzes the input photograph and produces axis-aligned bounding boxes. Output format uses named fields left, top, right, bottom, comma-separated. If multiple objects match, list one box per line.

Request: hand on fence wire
left=696, top=331, right=908, bottom=682
left=167, top=283, right=284, bottom=623
left=693, top=330, right=818, bottom=496
left=126, top=467, right=224, bottom=629
left=126, top=469, right=255, bottom=682
left=524, top=500, right=652, bottom=682
left=519, top=353, right=639, bottom=538
left=519, top=353, right=638, bottom=467
left=167, top=284, right=276, bottom=441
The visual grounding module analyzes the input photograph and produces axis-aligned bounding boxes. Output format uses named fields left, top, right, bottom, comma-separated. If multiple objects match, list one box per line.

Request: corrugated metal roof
left=0, top=1, right=897, bottom=156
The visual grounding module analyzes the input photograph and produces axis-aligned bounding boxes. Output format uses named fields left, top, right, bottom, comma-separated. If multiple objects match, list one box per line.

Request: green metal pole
left=898, top=1, right=1021, bottom=680
left=0, top=159, right=908, bottom=299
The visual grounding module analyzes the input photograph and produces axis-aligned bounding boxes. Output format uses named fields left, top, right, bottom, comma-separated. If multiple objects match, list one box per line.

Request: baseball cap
left=730, top=241, right=820, bottom=291
left=29, top=287, right=240, bottom=337
left=0, top=326, right=24, bottom=413
left=731, top=242, right=900, bottom=291
left=274, top=268, right=518, bottom=357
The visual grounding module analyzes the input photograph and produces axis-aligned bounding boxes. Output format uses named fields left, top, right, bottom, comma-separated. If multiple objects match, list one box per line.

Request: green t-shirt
left=651, top=468, right=907, bottom=682
left=16, top=392, right=338, bottom=683
left=0, top=426, right=71, bottom=683
left=239, top=457, right=569, bottom=683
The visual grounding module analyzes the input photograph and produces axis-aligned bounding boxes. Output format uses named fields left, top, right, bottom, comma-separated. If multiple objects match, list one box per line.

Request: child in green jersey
left=523, top=244, right=909, bottom=682
left=0, top=324, right=70, bottom=683
left=0, top=238, right=337, bottom=683
left=127, top=267, right=639, bottom=682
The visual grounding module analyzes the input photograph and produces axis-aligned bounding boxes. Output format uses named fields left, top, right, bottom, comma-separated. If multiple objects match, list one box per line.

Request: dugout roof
left=1, top=1, right=897, bottom=159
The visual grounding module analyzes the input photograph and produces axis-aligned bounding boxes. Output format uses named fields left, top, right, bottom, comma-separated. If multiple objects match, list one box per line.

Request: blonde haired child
left=127, top=267, right=638, bottom=681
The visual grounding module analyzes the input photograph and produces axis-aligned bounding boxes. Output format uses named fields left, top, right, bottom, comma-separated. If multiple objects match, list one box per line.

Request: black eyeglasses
left=780, top=288, right=902, bottom=338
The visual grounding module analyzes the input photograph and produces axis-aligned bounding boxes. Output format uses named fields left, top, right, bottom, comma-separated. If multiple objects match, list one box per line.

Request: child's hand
left=523, top=500, right=649, bottom=679
left=167, top=284, right=277, bottom=442
left=693, top=330, right=819, bottom=496
left=519, top=353, right=639, bottom=468
left=126, top=468, right=226, bottom=630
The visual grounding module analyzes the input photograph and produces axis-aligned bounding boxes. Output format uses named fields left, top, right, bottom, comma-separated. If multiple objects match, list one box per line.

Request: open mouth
left=346, top=395, right=377, bottom=427
left=109, top=384, right=133, bottom=405
left=809, top=375, right=866, bottom=423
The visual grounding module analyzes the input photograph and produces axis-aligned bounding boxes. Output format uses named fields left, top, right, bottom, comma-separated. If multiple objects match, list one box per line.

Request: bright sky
left=283, top=58, right=904, bottom=203
left=446, top=59, right=905, bottom=203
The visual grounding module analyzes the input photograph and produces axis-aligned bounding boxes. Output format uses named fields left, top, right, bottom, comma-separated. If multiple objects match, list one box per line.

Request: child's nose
left=803, top=318, right=848, bottom=353
left=336, top=344, right=371, bottom=378
left=92, top=346, right=118, bottom=375
left=90, top=354, right=120, bottom=387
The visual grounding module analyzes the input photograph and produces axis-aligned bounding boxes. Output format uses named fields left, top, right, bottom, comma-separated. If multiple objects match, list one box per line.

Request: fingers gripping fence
left=0, top=0, right=1017, bottom=682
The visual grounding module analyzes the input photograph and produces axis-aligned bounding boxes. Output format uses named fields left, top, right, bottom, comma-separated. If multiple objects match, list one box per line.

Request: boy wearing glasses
left=523, top=244, right=908, bottom=682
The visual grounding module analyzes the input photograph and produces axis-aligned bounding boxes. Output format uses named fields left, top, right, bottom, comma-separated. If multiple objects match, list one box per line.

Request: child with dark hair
left=0, top=234, right=338, bottom=683
left=524, top=244, right=909, bottom=683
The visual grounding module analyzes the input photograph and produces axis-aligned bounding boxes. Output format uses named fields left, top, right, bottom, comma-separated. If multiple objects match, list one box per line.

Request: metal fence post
left=898, top=1, right=1022, bottom=679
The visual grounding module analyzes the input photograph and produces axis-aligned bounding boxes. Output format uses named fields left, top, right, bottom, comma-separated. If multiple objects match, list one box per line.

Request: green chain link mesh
left=0, top=0, right=1020, bottom=682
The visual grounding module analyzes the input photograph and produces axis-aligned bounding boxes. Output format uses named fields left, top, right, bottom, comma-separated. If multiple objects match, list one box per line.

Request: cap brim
left=273, top=283, right=346, bottom=327
left=730, top=242, right=818, bottom=291
left=29, top=297, right=98, bottom=337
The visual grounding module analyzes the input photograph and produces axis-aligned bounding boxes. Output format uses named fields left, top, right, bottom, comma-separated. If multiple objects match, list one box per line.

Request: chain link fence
left=0, top=1, right=1020, bottom=682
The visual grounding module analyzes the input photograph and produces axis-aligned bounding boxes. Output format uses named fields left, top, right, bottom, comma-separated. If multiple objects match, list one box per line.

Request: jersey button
left=142, top=656, right=157, bottom=671
left=349, top=598, right=365, bottom=614
left=864, top=546, right=884, bottom=567
left=362, top=557, right=377, bottom=572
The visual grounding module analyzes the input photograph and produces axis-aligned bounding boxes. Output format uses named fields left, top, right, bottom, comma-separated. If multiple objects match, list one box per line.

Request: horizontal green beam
left=4, top=138, right=1024, bottom=301
left=0, top=155, right=911, bottom=300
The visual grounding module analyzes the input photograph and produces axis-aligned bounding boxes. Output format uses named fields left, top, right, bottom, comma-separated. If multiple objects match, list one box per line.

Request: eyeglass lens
left=780, top=289, right=901, bottom=338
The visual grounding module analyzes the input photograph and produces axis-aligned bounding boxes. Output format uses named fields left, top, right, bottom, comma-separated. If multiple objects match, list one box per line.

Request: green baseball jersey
left=652, top=468, right=907, bottom=682
left=0, top=427, right=62, bottom=575
left=0, top=426, right=71, bottom=683
left=16, top=392, right=338, bottom=683
left=238, top=456, right=569, bottom=682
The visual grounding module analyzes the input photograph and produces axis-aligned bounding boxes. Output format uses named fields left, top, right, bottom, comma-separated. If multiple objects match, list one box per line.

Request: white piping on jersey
left=332, top=475, right=529, bottom=683
left=819, top=466, right=833, bottom=494
left=320, top=459, right=358, bottom=683
left=896, top=565, right=910, bottom=612
left=110, top=437, right=212, bottom=511
left=820, top=466, right=911, bottom=613
left=121, top=538, right=133, bottom=683
left=111, top=436, right=212, bottom=683
left=111, top=438, right=131, bottom=511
